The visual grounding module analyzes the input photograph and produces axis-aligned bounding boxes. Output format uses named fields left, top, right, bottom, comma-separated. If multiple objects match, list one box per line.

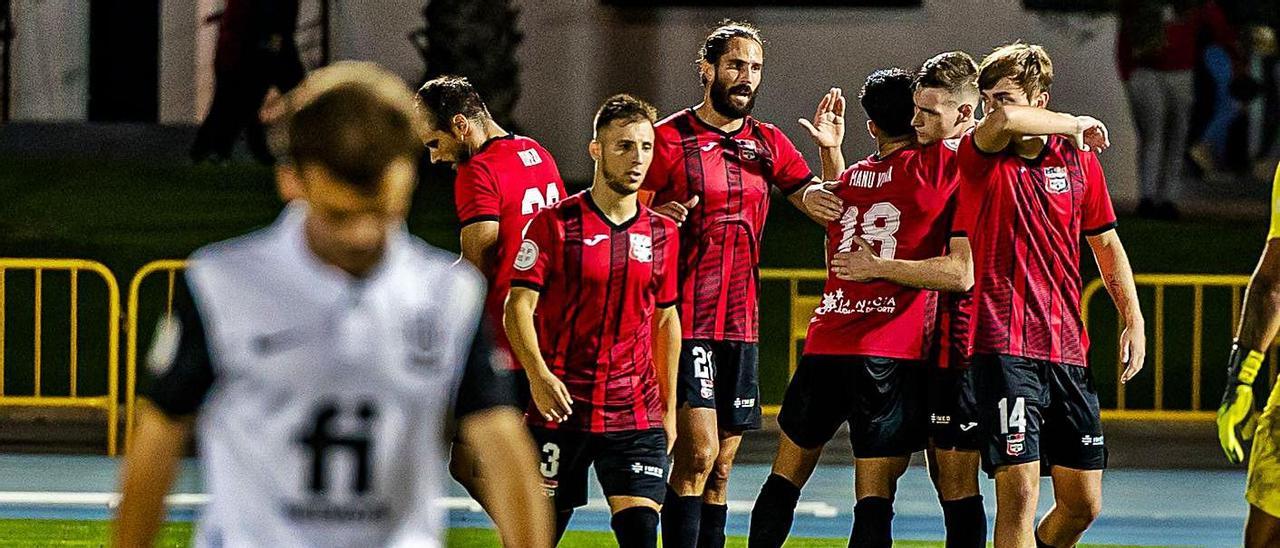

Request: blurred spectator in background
left=191, top=0, right=304, bottom=165
left=1119, top=0, right=1242, bottom=220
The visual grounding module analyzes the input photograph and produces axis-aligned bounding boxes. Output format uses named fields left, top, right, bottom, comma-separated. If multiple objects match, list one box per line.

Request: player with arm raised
left=639, top=22, right=840, bottom=548
left=114, top=62, right=550, bottom=548
left=505, top=95, right=680, bottom=548
left=415, top=75, right=566, bottom=508
left=894, top=43, right=1143, bottom=548
left=1216, top=163, right=1280, bottom=547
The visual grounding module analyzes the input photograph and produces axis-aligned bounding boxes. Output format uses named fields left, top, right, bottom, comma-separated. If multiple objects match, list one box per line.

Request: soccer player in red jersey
left=750, top=67, right=967, bottom=548
left=505, top=94, right=681, bottom=548
left=415, top=75, right=567, bottom=507
left=826, top=51, right=987, bottom=547
left=948, top=43, right=1144, bottom=548
left=640, top=22, right=840, bottom=548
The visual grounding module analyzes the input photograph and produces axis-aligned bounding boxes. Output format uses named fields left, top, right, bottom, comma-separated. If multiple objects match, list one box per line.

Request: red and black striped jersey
left=804, top=142, right=959, bottom=359
left=952, top=133, right=1118, bottom=367
left=511, top=192, right=679, bottom=433
left=642, top=109, right=814, bottom=343
left=453, top=135, right=566, bottom=362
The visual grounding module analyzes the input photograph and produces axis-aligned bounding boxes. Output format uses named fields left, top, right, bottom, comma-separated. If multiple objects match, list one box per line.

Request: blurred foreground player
left=415, top=75, right=566, bottom=508
left=952, top=44, right=1144, bottom=548
left=641, top=22, right=840, bottom=548
left=113, top=62, right=550, bottom=548
left=1216, top=163, right=1280, bottom=547
left=505, top=94, right=681, bottom=548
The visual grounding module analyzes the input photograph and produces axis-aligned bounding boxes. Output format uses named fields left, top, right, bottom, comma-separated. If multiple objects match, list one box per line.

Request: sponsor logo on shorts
left=1080, top=435, right=1104, bottom=446
left=1006, top=433, right=1026, bottom=456
left=931, top=414, right=952, bottom=425
left=631, top=463, right=665, bottom=478
left=959, top=422, right=978, bottom=432
left=540, top=479, right=558, bottom=498
left=733, top=398, right=756, bottom=409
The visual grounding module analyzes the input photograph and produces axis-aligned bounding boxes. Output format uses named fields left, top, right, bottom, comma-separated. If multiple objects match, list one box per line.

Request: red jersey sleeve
left=641, top=127, right=680, bottom=200
left=764, top=126, right=815, bottom=195
left=453, top=162, right=501, bottom=226
left=951, top=134, right=995, bottom=237
left=1080, top=151, right=1118, bottom=236
left=510, top=208, right=560, bottom=291
left=656, top=218, right=680, bottom=308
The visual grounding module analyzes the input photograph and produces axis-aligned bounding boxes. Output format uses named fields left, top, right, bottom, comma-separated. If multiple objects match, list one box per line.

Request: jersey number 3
left=837, top=202, right=901, bottom=259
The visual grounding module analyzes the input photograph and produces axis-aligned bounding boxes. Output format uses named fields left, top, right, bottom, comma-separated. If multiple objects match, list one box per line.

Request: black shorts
left=927, top=366, right=981, bottom=451
left=529, top=427, right=668, bottom=511
left=677, top=339, right=761, bottom=431
left=777, top=354, right=927, bottom=458
left=971, top=354, right=1107, bottom=477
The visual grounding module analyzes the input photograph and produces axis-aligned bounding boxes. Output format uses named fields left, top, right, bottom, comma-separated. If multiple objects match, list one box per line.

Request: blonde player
left=1218, top=162, right=1280, bottom=547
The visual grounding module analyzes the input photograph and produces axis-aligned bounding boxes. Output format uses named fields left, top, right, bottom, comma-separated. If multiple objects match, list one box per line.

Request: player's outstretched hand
left=799, top=87, right=845, bottom=149
left=830, top=235, right=880, bottom=282
left=1118, top=324, right=1145, bottom=384
left=653, top=196, right=700, bottom=227
left=1072, top=116, right=1110, bottom=153
left=803, top=181, right=843, bottom=222
left=1217, top=382, right=1258, bottom=464
left=530, top=371, right=573, bottom=423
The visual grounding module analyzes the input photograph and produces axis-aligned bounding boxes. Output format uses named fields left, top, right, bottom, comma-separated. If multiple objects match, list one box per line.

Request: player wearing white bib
left=113, top=63, right=551, bottom=548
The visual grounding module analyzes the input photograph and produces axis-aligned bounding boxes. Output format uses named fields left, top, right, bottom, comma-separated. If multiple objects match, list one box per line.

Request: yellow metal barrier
left=0, top=259, right=121, bottom=455
left=1080, top=274, right=1271, bottom=421
left=124, top=260, right=187, bottom=451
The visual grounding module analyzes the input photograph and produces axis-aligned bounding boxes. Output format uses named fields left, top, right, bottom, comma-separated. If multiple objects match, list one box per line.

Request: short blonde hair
left=978, top=42, right=1053, bottom=98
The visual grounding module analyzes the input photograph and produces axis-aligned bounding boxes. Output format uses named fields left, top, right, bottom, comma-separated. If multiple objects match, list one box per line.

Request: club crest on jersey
left=514, top=239, right=539, bottom=271
left=734, top=139, right=758, bottom=161
left=1006, top=433, right=1026, bottom=456
left=1043, top=166, right=1069, bottom=194
left=629, top=233, right=652, bottom=263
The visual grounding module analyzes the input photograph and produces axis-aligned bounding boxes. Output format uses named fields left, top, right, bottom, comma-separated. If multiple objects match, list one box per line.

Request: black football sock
left=940, top=495, right=986, bottom=548
left=748, top=473, right=802, bottom=548
left=697, top=502, right=728, bottom=548
left=661, top=485, right=703, bottom=548
left=849, top=496, right=894, bottom=548
left=612, top=506, right=660, bottom=548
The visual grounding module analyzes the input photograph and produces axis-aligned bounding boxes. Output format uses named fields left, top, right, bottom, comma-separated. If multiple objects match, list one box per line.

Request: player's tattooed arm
left=653, top=305, right=681, bottom=453
left=1087, top=229, right=1146, bottom=383
left=459, top=221, right=500, bottom=274
left=831, top=235, right=974, bottom=292
left=112, top=401, right=195, bottom=548
left=974, top=105, right=1110, bottom=154
left=504, top=287, right=573, bottom=422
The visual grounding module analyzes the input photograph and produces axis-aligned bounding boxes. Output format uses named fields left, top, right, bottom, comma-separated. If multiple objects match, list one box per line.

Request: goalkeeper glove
left=1217, top=344, right=1264, bottom=464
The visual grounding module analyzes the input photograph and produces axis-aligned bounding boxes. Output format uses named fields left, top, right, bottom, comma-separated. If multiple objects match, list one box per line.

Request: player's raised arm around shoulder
left=114, top=277, right=213, bottom=547
left=1087, top=229, right=1145, bottom=383
left=974, top=105, right=1109, bottom=154
left=454, top=316, right=554, bottom=548
left=834, top=236, right=974, bottom=292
